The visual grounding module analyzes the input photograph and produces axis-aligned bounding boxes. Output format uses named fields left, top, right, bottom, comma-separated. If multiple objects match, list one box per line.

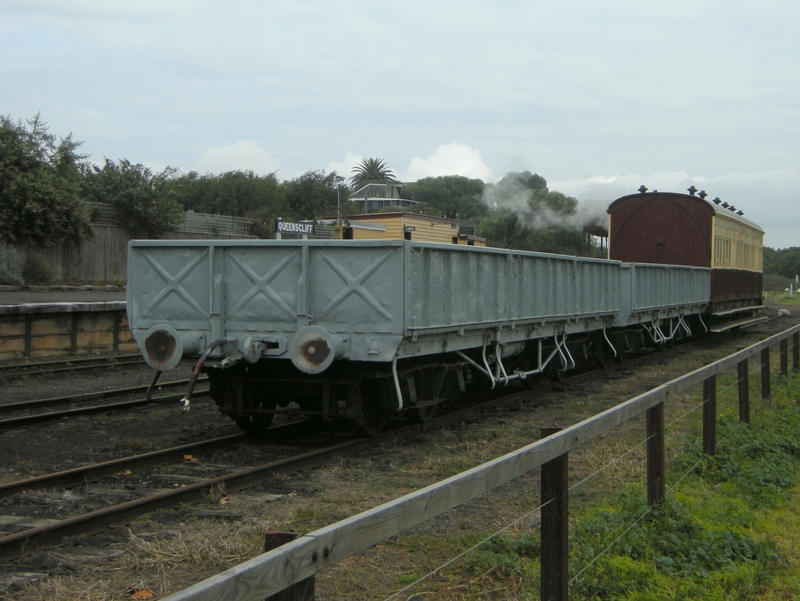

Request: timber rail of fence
left=163, top=324, right=800, bottom=601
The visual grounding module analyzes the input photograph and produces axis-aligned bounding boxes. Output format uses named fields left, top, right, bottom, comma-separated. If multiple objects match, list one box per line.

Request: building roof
left=608, top=191, right=764, bottom=234
left=341, top=212, right=460, bottom=225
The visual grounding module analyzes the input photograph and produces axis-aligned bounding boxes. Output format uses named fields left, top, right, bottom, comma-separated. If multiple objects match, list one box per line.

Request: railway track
left=0, top=377, right=207, bottom=414
left=0, top=377, right=209, bottom=428
left=0, top=354, right=144, bottom=380
left=0, top=389, right=210, bottom=429
left=0, top=380, right=552, bottom=558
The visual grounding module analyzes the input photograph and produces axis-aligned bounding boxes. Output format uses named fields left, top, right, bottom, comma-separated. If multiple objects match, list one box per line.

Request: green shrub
left=22, top=251, right=53, bottom=285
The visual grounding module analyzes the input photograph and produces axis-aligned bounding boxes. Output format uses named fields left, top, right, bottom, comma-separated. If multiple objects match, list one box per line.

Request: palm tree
left=349, top=158, right=396, bottom=190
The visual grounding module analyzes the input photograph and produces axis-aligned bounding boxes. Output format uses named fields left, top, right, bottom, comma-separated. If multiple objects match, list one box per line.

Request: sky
left=2, top=1, right=799, bottom=248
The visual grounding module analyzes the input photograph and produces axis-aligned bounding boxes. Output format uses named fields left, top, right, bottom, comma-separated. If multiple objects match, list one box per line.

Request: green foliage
left=571, top=492, right=782, bottom=599
left=763, top=246, right=800, bottom=279
left=282, top=170, right=346, bottom=220
left=167, top=169, right=348, bottom=236
left=0, top=114, right=93, bottom=247
left=764, top=246, right=800, bottom=280
left=0, top=242, right=25, bottom=285
left=82, top=158, right=183, bottom=238
left=566, top=383, right=800, bottom=600
left=466, top=534, right=540, bottom=578
left=486, top=171, right=548, bottom=207
left=168, top=169, right=286, bottom=218
left=22, top=251, right=53, bottom=285
left=403, top=175, right=487, bottom=221
left=349, top=157, right=396, bottom=190
left=477, top=207, right=586, bottom=255
left=763, top=272, right=793, bottom=292
left=478, top=171, right=589, bottom=255
left=697, top=404, right=800, bottom=509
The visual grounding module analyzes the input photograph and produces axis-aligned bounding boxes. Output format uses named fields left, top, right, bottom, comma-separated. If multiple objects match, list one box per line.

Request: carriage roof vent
left=687, top=185, right=697, bottom=195
left=638, top=185, right=648, bottom=194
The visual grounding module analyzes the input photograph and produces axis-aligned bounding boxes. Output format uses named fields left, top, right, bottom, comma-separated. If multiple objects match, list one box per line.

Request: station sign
left=404, top=226, right=416, bottom=232
left=276, top=219, right=315, bottom=236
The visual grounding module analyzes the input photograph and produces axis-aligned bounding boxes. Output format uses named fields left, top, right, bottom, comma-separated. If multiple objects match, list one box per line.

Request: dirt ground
left=1, top=308, right=798, bottom=600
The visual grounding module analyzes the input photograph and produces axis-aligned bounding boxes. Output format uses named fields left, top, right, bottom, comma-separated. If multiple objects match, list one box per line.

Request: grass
left=563, top=371, right=800, bottom=600
left=372, top=368, right=800, bottom=600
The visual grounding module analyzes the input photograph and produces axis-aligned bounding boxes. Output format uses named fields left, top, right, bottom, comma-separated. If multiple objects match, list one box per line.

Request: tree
left=168, top=170, right=286, bottom=218
left=349, top=158, right=396, bottom=190
left=283, top=170, right=348, bottom=220
left=0, top=114, right=92, bottom=247
left=82, top=158, right=182, bottom=238
left=478, top=171, right=588, bottom=256
left=403, top=175, right=487, bottom=221
left=770, top=247, right=800, bottom=280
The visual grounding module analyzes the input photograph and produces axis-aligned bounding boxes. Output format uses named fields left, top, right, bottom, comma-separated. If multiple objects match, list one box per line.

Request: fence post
left=703, top=375, right=717, bottom=456
left=71, top=312, right=79, bottom=355
left=761, top=348, right=771, bottom=400
left=794, top=332, right=799, bottom=371
left=646, top=403, right=665, bottom=505
left=263, top=531, right=314, bottom=601
left=737, top=359, right=750, bottom=425
left=24, top=314, right=32, bottom=359
left=541, top=427, right=568, bottom=601
left=113, top=312, right=121, bottom=353
left=780, top=338, right=789, bottom=376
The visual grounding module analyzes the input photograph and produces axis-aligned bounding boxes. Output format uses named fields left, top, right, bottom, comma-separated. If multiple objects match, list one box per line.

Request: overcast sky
left=3, top=1, right=799, bottom=248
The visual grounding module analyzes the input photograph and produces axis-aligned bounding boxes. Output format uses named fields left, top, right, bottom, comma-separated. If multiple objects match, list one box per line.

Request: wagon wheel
left=211, top=380, right=276, bottom=437
left=407, top=403, right=436, bottom=424
left=234, top=398, right=276, bottom=438
left=356, top=378, right=392, bottom=437
left=592, top=338, right=613, bottom=369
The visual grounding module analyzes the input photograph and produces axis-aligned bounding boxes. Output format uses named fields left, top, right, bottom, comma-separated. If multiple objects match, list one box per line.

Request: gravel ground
left=1, top=308, right=798, bottom=600
left=0, top=358, right=242, bottom=483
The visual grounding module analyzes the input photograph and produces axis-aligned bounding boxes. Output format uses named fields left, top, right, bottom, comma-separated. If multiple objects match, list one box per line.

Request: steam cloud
left=481, top=184, right=609, bottom=233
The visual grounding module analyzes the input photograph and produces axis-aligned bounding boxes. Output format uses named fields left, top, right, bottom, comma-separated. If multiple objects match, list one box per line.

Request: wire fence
left=162, top=325, right=800, bottom=601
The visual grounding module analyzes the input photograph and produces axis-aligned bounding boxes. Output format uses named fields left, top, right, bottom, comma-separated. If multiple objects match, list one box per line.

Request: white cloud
left=4, top=1, right=799, bottom=249
left=324, top=152, right=363, bottom=181
left=193, top=140, right=283, bottom=177
left=400, top=143, right=493, bottom=182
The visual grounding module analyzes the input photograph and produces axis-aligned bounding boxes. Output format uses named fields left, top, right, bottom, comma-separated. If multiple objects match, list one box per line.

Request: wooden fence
left=163, top=325, right=800, bottom=601
left=37, top=205, right=257, bottom=282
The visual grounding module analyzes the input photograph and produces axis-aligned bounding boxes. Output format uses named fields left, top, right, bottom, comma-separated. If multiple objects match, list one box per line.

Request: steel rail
left=0, top=377, right=207, bottom=414
left=0, top=389, right=210, bottom=429
left=0, top=434, right=380, bottom=558
left=0, top=433, right=247, bottom=500
left=0, top=378, right=589, bottom=559
left=0, top=354, right=144, bottom=380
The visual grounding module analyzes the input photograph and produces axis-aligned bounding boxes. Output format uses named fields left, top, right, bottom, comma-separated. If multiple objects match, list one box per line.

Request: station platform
left=0, top=286, right=131, bottom=362
left=0, top=286, right=126, bottom=306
